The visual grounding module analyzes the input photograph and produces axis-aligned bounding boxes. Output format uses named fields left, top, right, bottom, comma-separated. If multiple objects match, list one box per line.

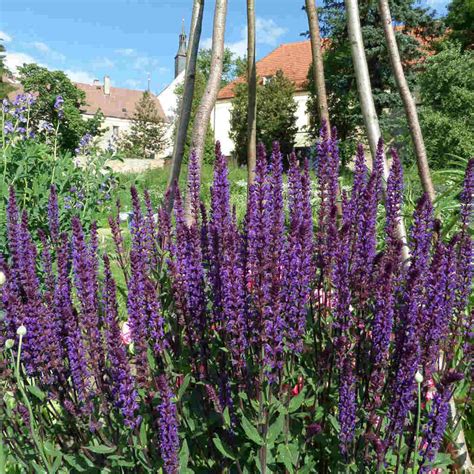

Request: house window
left=262, top=75, right=273, bottom=85
left=113, top=126, right=119, bottom=136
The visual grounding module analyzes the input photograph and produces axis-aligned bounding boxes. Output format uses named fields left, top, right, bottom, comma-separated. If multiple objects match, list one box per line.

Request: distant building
left=213, top=40, right=323, bottom=157
left=77, top=76, right=168, bottom=156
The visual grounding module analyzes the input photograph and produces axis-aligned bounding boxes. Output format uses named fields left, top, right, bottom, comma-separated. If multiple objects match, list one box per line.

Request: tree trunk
left=345, top=0, right=410, bottom=263
left=305, top=0, right=331, bottom=135
left=185, top=0, right=228, bottom=223
left=378, top=0, right=436, bottom=203
left=247, top=0, right=257, bottom=186
left=166, top=0, right=205, bottom=212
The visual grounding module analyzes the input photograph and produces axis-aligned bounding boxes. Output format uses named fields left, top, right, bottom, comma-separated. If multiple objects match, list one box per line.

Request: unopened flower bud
left=4, top=339, right=14, bottom=349
left=415, top=371, right=423, bottom=384
left=0, top=271, right=6, bottom=286
left=16, top=325, right=27, bottom=337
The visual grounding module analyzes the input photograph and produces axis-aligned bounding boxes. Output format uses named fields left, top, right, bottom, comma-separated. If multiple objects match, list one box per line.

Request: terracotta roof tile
left=217, top=28, right=438, bottom=100
left=76, top=82, right=167, bottom=121
left=218, top=40, right=326, bottom=100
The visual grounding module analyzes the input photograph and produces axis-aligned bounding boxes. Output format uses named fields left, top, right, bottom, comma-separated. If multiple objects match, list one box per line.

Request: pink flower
left=312, top=289, right=334, bottom=309
left=120, top=322, right=132, bottom=345
left=425, top=378, right=436, bottom=401
left=427, top=469, right=442, bottom=474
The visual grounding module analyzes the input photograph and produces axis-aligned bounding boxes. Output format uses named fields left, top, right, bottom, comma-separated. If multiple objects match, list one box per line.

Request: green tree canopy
left=445, top=0, right=474, bottom=49
left=229, top=70, right=298, bottom=165
left=118, top=91, right=168, bottom=159
left=18, top=63, right=104, bottom=153
left=305, top=0, right=443, bottom=159
left=0, top=41, right=14, bottom=100
left=197, top=47, right=246, bottom=86
left=418, top=42, right=474, bottom=168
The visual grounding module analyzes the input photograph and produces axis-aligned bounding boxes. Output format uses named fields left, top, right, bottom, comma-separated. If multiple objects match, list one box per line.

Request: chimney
left=104, top=75, right=111, bottom=95
left=93, top=79, right=100, bottom=86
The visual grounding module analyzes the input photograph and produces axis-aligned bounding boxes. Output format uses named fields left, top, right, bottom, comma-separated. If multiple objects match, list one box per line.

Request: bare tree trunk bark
left=305, top=0, right=331, bottom=135
left=345, top=0, right=410, bottom=263
left=247, top=0, right=257, bottom=186
left=378, top=0, right=436, bottom=203
left=185, top=0, right=228, bottom=223
left=166, top=0, right=205, bottom=211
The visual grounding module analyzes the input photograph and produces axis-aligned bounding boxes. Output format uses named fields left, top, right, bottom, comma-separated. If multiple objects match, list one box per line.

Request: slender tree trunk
left=247, top=0, right=257, bottom=186
left=185, top=0, right=228, bottom=223
left=378, top=0, right=436, bottom=203
left=345, top=0, right=410, bottom=262
left=166, top=0, right=205, bottom=212
left=305, top=0, right=331, bottom=135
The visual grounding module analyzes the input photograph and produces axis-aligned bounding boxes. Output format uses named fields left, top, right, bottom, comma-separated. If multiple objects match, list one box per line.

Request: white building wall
left=158, top=71, right=185, bottom=121
left=212, top=91, right=312, bottom=157
left=83, top=113, right=172, bottom=159
left=212, top=99, right=234, bottom=156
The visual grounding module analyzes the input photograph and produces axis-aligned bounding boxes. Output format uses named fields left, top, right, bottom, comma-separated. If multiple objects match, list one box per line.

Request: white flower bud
left=415, top=371, right=423, bottom=384
left=0, top=271, right=6, bottom=286
left=4, top=339, right=14, bottom=349
left=16, top=325, right=27, bottom=337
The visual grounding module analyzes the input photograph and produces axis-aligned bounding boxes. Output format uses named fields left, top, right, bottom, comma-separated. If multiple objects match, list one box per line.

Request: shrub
left=0, top=93, right=117, bottom=250
left=0, top=132, right=472, bottom=472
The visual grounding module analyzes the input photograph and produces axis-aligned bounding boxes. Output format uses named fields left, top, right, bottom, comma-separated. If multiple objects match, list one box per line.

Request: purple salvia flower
left=71, top=217, right=103, bottom=391
left=385, top=149, right=404, bottom=256
left=156, top=375, right=180, bottom=474
left=187, top=150, right=201, bottom=224
left=54, top=233, right=91, bottom=410
left=387, top=195, right=434, bottom=444
left=419, top=373, right=463, bottom=471
left=103, top=255, right=140, bottom=428
left=339, top=356, right=357, bottom=455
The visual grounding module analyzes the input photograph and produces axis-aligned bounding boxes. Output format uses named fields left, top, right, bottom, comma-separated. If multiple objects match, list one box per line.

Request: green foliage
left=306, top=0, right=443, bottom=158
left=118, top=91, right=168, bottom=159
left=230, top=70, right=298, bottom=164
left=0, top=94, right=116, bottom=250
left=0, top=42, right=14, bottom=100
left=197, top=47, right=245, bottom=85
left=418, top=42, right=474, bottom=168
left=18, top=64, right=105, bottom=154
left=445, top=0, right=474, bottom=49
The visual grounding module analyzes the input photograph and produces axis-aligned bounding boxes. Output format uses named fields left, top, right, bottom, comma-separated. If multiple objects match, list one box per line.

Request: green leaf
left=27, top=385, right=46, bottom=401
left=288, top=388, right=306, bottom=413
left=267, top=412, right=285, bottom=445
left=241, top=415, right=264, bottom=446
left=213, top=436, right=236, bottom=460
left=277, top=443, right=298, bottom=473
left=139, top=420, right=147, bottom=447
left=179, top=439, right=190, bottom=469
left=177, top=373, right=191, bottom=401
left=50, top=455, right=63, bottom=473
left=223, top=407, right=231, bottom=428
left=84, top=444, right=116, bottom=454
left=328, top=414, right=340, bottom=432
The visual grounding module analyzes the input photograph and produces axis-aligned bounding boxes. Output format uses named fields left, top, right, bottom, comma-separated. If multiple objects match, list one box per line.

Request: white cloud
left=227, top=39, right=247, bottom=57
left=65, top=69, right=95, bottom=84
left=92, top=57, right=115, bottom=69
left=5, top=51, right=40, bottom=74
left=30, top=41, right=66, bottom=61
left=0, top=30, right=12, bottom=43
left=255, top=18, right=287, bottom=46
left=201, top=17, right=287, bottom=58
left=115, top=48, right=135, bottom=57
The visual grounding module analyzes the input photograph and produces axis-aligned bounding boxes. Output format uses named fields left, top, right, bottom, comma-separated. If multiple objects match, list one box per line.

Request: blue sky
left=1, top=0, right=450, bottom=94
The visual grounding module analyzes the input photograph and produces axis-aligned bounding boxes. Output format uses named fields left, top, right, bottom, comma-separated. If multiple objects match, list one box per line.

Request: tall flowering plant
left=0, top=131, right=472, bottom=473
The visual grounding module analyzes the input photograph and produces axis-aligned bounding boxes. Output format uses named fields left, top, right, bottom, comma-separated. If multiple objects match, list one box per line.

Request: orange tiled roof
left=218, top=40, right=329, bottom=100
left=218, top=28, right=439, bottom=101
left=8, top=81, right=167, bottom=121
left=76, top=82, right=166, bottom=121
